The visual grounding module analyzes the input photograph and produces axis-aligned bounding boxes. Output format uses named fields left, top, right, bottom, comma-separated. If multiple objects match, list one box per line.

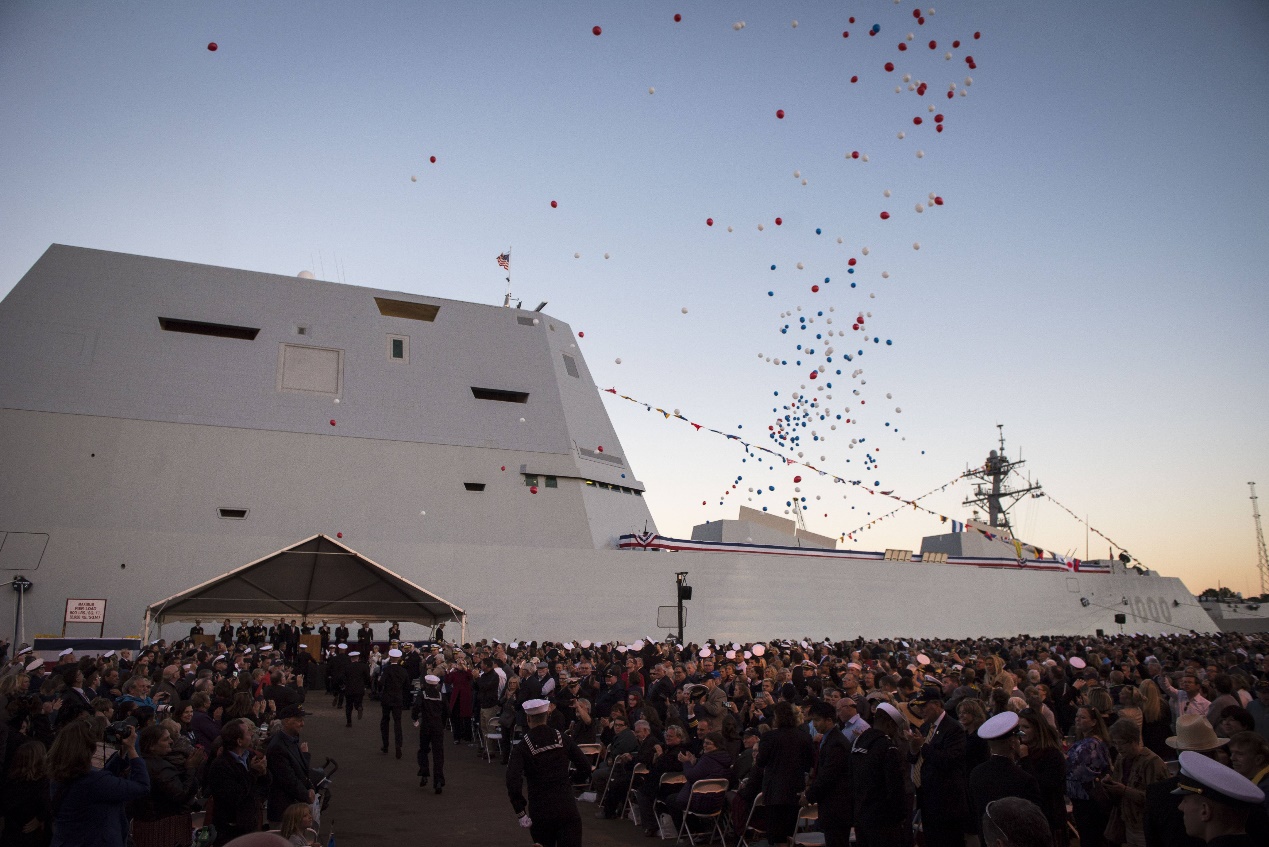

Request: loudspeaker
left=1114, top=613, right=1127, bottom=624
left=678, top=585, right=693, bottom=601
left=1095, top=628, right=1105, bottom=637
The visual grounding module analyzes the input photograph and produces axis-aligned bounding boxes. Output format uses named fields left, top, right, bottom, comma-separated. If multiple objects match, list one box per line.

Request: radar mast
left=961, top=425, right=1042, bottom=534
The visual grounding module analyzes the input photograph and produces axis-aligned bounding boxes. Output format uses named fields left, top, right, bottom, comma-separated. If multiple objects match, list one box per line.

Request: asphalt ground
left=299, top=698, right=668, bottom=846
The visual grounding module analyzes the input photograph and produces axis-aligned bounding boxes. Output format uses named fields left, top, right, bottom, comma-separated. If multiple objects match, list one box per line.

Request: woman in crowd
left=278, top=802, right=320, bottom=847
left=444, top=658, right=475, bottom=744
left=1, top=739, right=52, bottom=847
left=47, top=718, right=150, bottom=847
left=1100, top=719, right=1166, bottom=847
left=128, top=724, right=200, bottom=847
left=1086, top=687, right=1117, bottom=728
left=1136, top=680, right=1172, bottom=759
left=1066, top=705, right=1112, bottom=847
left=496, top=674, right=521, bottom=763
left=1016, top=707, right=1067, bottom=847
left=660, top=731, right=733, bottom=834
left=958, top=698, right=990, bottom=775
left=755, top=701, right=813, bottom=846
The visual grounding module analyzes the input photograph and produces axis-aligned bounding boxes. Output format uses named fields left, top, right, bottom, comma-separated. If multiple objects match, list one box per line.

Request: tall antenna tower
left=960, top=425, right=1042, bottom=535
left=1250, top=482, right=1269, bottom=597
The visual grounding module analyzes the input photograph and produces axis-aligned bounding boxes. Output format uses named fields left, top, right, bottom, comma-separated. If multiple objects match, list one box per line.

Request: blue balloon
left=768, top=291, right=774, bottom=296
left=815, top=227, right=822, bottom=234
left=848, top=268, right=854, bottom=274
left=771, top=264, right=777, bottom=270
left=886, top=339, right=893, bottom=345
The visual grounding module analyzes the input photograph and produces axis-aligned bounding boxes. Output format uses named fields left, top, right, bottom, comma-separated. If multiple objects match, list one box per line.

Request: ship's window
left=545, top=476, right=557, bottom=488
left=463, top=483, right=486, bottom=492
left=562, top=354, right=579, bottom=378
left=374, top=297, right=439, bottom=322
left=523, top=475, right=539, bottom=487
left=517, top=316, right=536, bottom=326
left=471, top=387, right=529, bottom=403
left=159, top=317, right=259, bottom=341
left=218, top=508, right=249, bottom=519
left=387, top=334, right=409, bottom=362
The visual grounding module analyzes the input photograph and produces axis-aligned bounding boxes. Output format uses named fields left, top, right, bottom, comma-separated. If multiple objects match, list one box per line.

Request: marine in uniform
left=968, top=711, right=1042, bottom=839
left=1171, top=750, right=1266, bottom=846
left=380, top=648, right=410, bottom=758
left=413, top=673, right=447, bottom=792
left=506, top=698, right=593, bottom=847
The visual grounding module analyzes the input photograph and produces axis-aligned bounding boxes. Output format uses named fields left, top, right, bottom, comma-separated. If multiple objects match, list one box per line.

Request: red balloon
left=577, top=331, right=584, bottom=337
left=913, top=116, right=922, bottom=125
left=974, top=31, right=981, bottom=39
left=947, top=90, right=954, bottom=99
left=329, top=419, right=336, bottom=426
left=848, top=257, right=856, bottom=266
left=917, top=16, right=925, bottom=25
left=934, top=196, right=944, bottom=205
left=592, top=25, right=602, bottom=36
left=842, top=31, right=849, bottom=38
left=706, top=217, right=714, bottom=226
left=952, top=39, right=961, bottom=48
left=879, top=211, right=890, bottom=220
left=850, top=75, right=858, bottom=83
left=884, top=62, right=895, bottom=72
left=851, top=150, right=860, bottom=159
left=811, top=285, right=820, bottom=293
left=776, top=109, right=785, bottom=119
left=530, top=486, right=539, bottom=494
left=898, top=43, right=907, bottom=52
left=809, top=371, right=818, bottom=380
left=935, top=113, right=944, bottom=122
left=501, top=466, right=506, bottom=471
left=929, top=40, right=937, bottom=49
left=597, top=445, right=604, bottom=452
left=936, top=125, right=944, bottom=133
left=917, top=82, right=927, bottom=95
left=849, top=17, right=855, bottom=23
left=793, top=475, right=802, bottom=483
left=774, top=217, right=782, bottom=226
left=336, top=532, right=342, bottom=538
left=429, top=155, right=436, bottom=163
left=852, top=324, right=860, bottom=331
left=674, top=13, right=682, bottom=22
left=550, top=199, right=558, bottom=208
left=965, top=55, right=974, bottom=64
left=207, top=42, right=218, bottom=52
left=913, top=8, right=921, bottom=18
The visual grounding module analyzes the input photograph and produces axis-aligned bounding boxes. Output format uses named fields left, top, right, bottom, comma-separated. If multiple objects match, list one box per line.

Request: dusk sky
left=2, top=2, right=1266, bottom=597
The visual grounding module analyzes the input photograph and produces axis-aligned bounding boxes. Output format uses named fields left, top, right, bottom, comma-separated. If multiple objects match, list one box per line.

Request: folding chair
left=574, top=744, right=603, bottom=796
left=595, top=759, right=619, bottom=813
left=651, top=773, right=688, bottom=840
left=482, top=716, right=503, bottom=763
left=737, top=791, right=766, bottom=847
left=623, top=763, right=650, bottom=824
left=675, top=777, right=729, bottom=845
left=791, top=803, right=826, bottom=846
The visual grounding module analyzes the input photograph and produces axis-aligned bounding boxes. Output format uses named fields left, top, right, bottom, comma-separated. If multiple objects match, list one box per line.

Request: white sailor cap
left=214, top=654, right=227, bottom=662
left=563, top=642, right=574, bottom=650
left=1068, top=656, right=1086, bottom=669
left=579, top=640, right=592, bottom=649
left=299, top=644, right=308, bottom=648
left=1171, top=750, right=1266, bottom=807
left=523, top=698, right=551, bottom=715
left=59, top=648, right=74, bottom=657
left=424, top=674, right=440, bottom=685
left=337, top=643, right=348, bottom=650
left=876, top=702, right=905, bottom=726
left=349, top=651, right=360, bottom=657
left=26, top=658, right=44, bottom=673
left=916, top=653, right=931, bottom=666
left=260, top=645, right=272, bottom=652
left=104, top=650, right=116, bottom=658
left=979, top=711, right=1020, bottom=740
left=388, top=649, right=402, bottom=658
left=243, top=647, right=253, bottom=654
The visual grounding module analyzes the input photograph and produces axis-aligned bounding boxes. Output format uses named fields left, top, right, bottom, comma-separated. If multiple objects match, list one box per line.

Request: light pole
left=11, top=575, right=33, bottom=647
left=675, top=572, right=691, bottom=646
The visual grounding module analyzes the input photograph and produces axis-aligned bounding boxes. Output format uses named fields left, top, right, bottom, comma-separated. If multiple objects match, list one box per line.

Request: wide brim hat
left=1166, top=714, right=1227, bottom=751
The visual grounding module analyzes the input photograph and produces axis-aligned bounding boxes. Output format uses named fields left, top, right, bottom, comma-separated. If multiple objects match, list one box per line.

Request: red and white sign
left=64, top=598, right=107, bottom=624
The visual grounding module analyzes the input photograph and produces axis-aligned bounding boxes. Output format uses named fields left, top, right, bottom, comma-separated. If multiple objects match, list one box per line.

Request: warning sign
left=64, top=599, right=107, bottom=624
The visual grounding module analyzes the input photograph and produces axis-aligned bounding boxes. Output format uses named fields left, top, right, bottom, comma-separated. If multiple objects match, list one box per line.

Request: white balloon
left=882, top=271, right=890, bottom=279
left=574, top=252, right=580, bottom=258
left=757, top=223, right=764, bottom=231
left=791, top=20, right=798, bottom=28
left=862, top=154, right=869, bottom=162
left=796, top=262, right=804, bottom=270
left=727, top=226, right=733, bottom=232
left=913, top=242, right=921, bottom=250
left=836, top=237, right=843, bottom=244
left=733, top=21, right=744, bottom=30
left=604, top=253, right=610, bottom=259
left=861, top=246, right=870, bottom=256
left=915, top=203, right=925, bottom=213
left=896, top=407, right=902, bottom=413
left=333, top=398, right=340, bottom=404
left=903, top=73, right=912, bottom=82
left=420, top=510, right=426, bottom=515
left=519, top=417, right=526, bottom=422
left=886, top=393, right=893, bottom=399
left=928, top=104, right=936, bottom=113
left=945, top=52, right=952, bottom=60
left=883, top=189, right=892, bottom=197
left=916, top=150, right=925, bottom=158
left=410, top=175, right=417, bottom=182
left=615, top=358, right=622, bottom=364
left=681, top=307, right=688, bottom=314
left=648, top=86, right=655, bottom=94
left=793, top=170, right=801, bottom=178
left=896, top=132, right=905, bottom=140
left=801, top=179, right=808, bottom=186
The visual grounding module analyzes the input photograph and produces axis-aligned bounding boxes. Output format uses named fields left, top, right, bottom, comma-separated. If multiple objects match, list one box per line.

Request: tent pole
left=142, top=609, right=151, bottom=643
left=461, top=614, right=467, bottom=645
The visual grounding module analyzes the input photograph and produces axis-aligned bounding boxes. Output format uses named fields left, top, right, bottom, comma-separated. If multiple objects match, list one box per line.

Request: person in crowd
left=204, top=718, right=270, bottom=846
left=1139, top=680, right=1174, bottom=759
left=1225, top=730, right=1269, bottom=806
left=278, top=802, right=320, bottom=847
left=659, top=730, right=732, bottom=836
left=265, top=705, right=313, bottom=826
left=506, top=698, right=592, bottom=847
left=756, top=700, right=814, bottom=846
left=969, top=711, right=1043, bottom=840
left=1172, top=751, right=1265, bottom=845
left=378, top=649, right=409, bottom=758
left=1102, top=717, right=1167, bottom=847
left=1067, top=704, right=1113, bottom=847
left=444, top=655, right=476, bottom=745
left=805, top=700, right=853, bottom=847
left=851, top=702, right=909, bottom=847
left=1016, top=707, right=1067, bottom=846
left=636, top=723, right=687, bottom=837
left=1, top=739, right=52, bottom=847
left=129, top=723, right=200, bottom=844
left=413, top=673, right=446, bottom=792
left=47, top=718, right=149, bottom=847
left=908, top=684, right=969, bottom=847
left=981, top=797, right=1054, bottom=847
left=341, top=652, right=370, bottom=728
left=960, top=697, right=991, bottom=775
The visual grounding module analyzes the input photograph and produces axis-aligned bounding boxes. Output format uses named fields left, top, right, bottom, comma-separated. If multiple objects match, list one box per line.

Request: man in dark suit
left=757, top=700, right=815, bottom=845
left=907, top=684, right=969, bottom=847
left=333, top=621, right=350, bottom=646
left=968, top=711, right=1042, bottom=838
left=205, top=718, right=271, bottom=846
left=356, top=621, right=374, bottom=656
left=806, top=700, right=853, bottom=847
left=265, top=705, right=314, bottom=826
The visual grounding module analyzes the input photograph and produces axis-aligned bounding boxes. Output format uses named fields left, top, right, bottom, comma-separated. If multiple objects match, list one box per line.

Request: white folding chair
left=482, top=716, right=503, bottom=762
left=737, top=791, right=766, bottom=847
left=675, top=777, right=729, bottom=845
left=622, top=763, right=651, bottom=823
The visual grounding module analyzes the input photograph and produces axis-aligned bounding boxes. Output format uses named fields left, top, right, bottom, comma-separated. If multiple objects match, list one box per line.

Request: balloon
left=848, top=257, right=857, bottom=265
left=915, top=203, right=924, bottom=213
left=733, top=22, right=744, bottom=31
left=329, top=420, right=336, bottom=426
left=936, top=125, right=944, bottom=133
left=811, top=284, right=819, bottom=292
left=776, top=109, right=785, bottom=119
left=519, top=417, right=526, bottom=422
left=884, top=62, right=895, bottom=72
left=843, top=32, right=850, bottom=39
left=574, top=252, right=580, bottom=258
left=501, top=466, right=506, bottom=471
left=592, top=25, right=602, bottom=35
left=899, top=43, right=907, bottom=52
left=929, top=40, right=937, bottom=49
left=674, top=13, right=681, bottom=22
left=851, top=150, right=860, bottom=159
left=913, top=116, right=923, bottom=125
left=879, top=211, right=890, bottom=220
left=681, top=307, right=688, bottom=314
left=577, top=331, right=584, bottom=337
left=648, top=87, right=655, bottom=94
left=797, top=262, right=804, bottom=270
left=410, top=175, right=417, bottom=182
left=207, top=42, right=217, bottom=51
left=934, top=196, right=944, bottom=205
left=429, top=155, right=436, bottom=163
left=850, top=75, right=858, bottom=83
left=706, top=217, right=713, bottom=226
left=935, top=113, right=944, bottom=122
left=953, top=39, right=961, bottom=48
left=530, top=486, right=538, bottom=493
left=974, top=31, right=981, bottom=39
left=615, top=358, right=622, bottom=364
left=793, top=475, right=802, bottom=483
left=337, top=532, right=342, bottom=538
left=597, top=446, right=603, bottom=452
left=550, top=200, right=558, bottom=208
left=775, top=217, right=782, bottom=225
left=809, top=371, right=817, bottom=379
left=913, top=242, right=921, bottom=250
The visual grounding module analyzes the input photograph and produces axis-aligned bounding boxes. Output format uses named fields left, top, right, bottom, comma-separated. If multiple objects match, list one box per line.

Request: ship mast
left=1251, top=482, right=1269, bottom=596
left=960, top=425, right=1042, bottom=535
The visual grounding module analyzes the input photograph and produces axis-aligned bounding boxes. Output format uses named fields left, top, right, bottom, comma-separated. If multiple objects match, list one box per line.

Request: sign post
left=63, top=598, right=108, bottom=637
left=11, top=576, right=32, bottom=647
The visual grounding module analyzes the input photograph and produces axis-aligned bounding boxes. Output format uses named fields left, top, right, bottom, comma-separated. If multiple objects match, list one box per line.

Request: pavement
left=300, top=698, right=664, bottom=846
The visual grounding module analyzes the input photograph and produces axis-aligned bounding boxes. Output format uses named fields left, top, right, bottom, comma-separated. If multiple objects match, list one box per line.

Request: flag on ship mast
left=496, top=252, right=510, bottom=271
left=498, top=249, right=512, bottom=307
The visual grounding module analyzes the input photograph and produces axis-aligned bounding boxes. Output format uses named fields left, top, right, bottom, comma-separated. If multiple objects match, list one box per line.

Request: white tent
left=143, top=534, right=465, bottom=638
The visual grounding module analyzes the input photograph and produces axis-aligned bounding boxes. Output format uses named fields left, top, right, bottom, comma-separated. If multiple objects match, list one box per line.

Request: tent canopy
left=144, top=534, right=464, bottom=628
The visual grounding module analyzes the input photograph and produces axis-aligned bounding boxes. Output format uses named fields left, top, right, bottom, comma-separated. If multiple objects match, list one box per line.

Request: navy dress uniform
left=379, top=649, right=410, bottom=757
left=968, top=711, right=1042, bottom=839
left=413, top=674, right=447, bottom=792
left=507, top=698, right=593, bottom=847
left=343, top=652, right=371, bottom=726
left=1171, top=751, right=1267, bottom=846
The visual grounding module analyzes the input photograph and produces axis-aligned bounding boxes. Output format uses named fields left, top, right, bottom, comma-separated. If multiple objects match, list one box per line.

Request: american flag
left=496, top=252, right=510, bottom=271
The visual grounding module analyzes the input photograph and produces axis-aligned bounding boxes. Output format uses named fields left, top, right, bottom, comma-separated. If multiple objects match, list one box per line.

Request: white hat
left=214, top=654, right=226, bottom=662
left=751, top=644, right=766, bottom=657
left=616, top=645, right=628, bottom=653
left=1172, top=750, right=1265, bottom=806
left=17, top=646, right=32, bottom=656
left=563, top=642, right=574, bottom=650
left=388, top=649, right=402, bottom=658
left=424, top=674, right=440, bottom=685
left=876, top=702, right=905, bottom=725
left=103, top=650, right=116, bottom=658
left=580, top=640, right=592, bottom=649
left=1069, top=656, right=1086, bottom=669
left=299, top=644, right=308, bottom=648
left=349, top=651, right=360, bottom=657
left=26, top=658, right=44, bottom=672
left=59, top=648, right=74, bottom=657
left=337, top=643, right=348, bottom=650
left=632, top=640, right=644, bottom=650
left=699, top=647, right=712, bottom=658
left=979, top=711, right=1020, bottom=740
left=523, top=698, right=551, bottom=715
left=244, top=647, right=253, bottom=654
left=260, top=645, right=272, bottom=652
left=509, top=641, right=519, bottom=649
left=916, top=653, right=931, bottom=666
left=725, top=650, right=736, bottom=660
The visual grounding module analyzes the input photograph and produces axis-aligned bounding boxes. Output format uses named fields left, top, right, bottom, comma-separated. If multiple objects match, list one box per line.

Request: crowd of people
left=3, top=625, right=1269, bottom=847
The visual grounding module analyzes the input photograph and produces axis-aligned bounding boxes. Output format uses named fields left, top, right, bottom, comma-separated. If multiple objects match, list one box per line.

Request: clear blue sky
left=2, top=2, right=1267, bottom=595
